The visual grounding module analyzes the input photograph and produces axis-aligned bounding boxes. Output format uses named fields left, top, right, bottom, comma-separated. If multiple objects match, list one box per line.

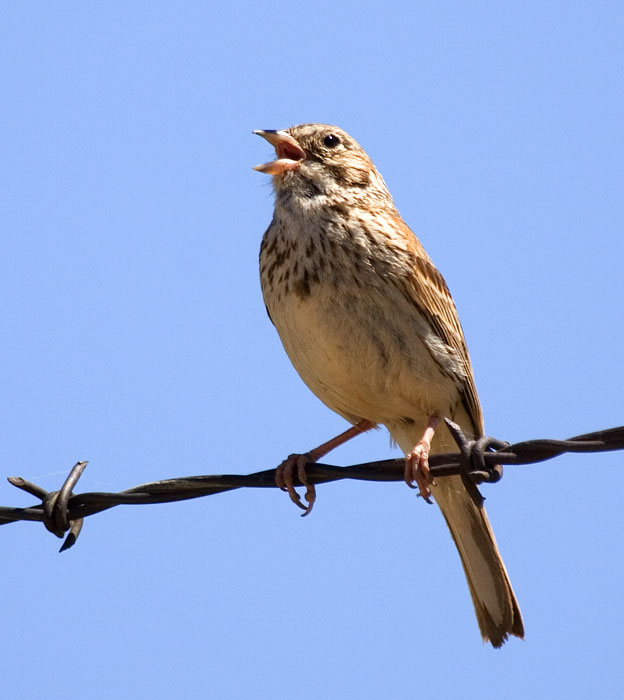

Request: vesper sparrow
left=254, top=124, right=523, bottom=647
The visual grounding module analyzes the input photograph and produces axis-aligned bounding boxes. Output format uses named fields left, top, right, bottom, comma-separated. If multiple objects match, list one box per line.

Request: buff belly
left=267, top=282, right=460, bottom=431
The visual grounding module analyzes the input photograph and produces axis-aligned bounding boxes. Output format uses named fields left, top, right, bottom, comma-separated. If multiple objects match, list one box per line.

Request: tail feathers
left=433, top=475, right=524, bottom=647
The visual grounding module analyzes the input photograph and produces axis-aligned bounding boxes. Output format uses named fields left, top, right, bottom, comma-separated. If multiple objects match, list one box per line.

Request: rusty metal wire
left=2, top=419, right=623, bottom=552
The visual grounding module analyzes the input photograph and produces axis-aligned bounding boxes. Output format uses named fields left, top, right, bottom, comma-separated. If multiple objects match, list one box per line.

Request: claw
left=296, top=456, right=316, bottom=516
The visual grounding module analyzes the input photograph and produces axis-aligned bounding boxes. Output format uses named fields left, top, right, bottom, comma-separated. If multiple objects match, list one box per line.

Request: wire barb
left=7, top=462, right=88, bottom=551
left=1, top=424, right=623, bottom=550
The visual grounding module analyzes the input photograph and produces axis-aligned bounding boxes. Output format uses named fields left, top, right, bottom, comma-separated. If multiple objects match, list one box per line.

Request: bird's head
left=254, top=124, right=392, bottom=204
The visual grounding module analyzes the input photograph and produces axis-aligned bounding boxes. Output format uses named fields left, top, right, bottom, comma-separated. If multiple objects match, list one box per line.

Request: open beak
left=253, top=130, right=306, bottom=175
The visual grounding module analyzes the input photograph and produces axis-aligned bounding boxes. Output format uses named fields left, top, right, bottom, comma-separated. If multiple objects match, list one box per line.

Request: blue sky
left=2, top=2, right=623, bottom=698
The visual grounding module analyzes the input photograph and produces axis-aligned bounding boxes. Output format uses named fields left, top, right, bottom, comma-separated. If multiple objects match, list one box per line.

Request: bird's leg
left=276, top=419, right=376, bottom=516
left=404, top=416, right=441, bottom=504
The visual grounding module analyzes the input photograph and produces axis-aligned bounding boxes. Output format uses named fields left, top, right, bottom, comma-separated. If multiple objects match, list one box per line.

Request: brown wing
left=391, top=215, right=484, bottom=435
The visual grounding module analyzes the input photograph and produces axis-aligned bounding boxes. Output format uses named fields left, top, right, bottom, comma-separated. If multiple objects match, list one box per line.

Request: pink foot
left=275, top=420, right=375, bottom=517
left=275, top=453, right=316, bottom=516
left=404, top=440, right=436, bottom=503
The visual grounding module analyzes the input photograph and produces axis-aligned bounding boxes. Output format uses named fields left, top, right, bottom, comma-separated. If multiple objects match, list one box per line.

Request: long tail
left=392, top=411, right=524, bottom=647
left=431, top=472, right=524, bottom=647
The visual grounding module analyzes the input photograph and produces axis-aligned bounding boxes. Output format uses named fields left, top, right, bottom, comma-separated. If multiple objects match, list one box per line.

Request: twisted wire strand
left=2, top=421, right=623, bottom=552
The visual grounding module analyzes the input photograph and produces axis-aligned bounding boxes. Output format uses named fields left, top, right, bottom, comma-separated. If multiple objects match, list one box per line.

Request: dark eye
left=323, top=133, right=341, bottom=148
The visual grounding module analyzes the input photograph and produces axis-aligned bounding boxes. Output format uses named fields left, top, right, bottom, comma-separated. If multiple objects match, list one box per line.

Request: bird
left=253, top=123, right=524, bottom=647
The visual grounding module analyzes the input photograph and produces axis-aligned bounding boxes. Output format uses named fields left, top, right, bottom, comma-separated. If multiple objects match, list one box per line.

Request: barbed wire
left=1, top=419, right=623, bottom=552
